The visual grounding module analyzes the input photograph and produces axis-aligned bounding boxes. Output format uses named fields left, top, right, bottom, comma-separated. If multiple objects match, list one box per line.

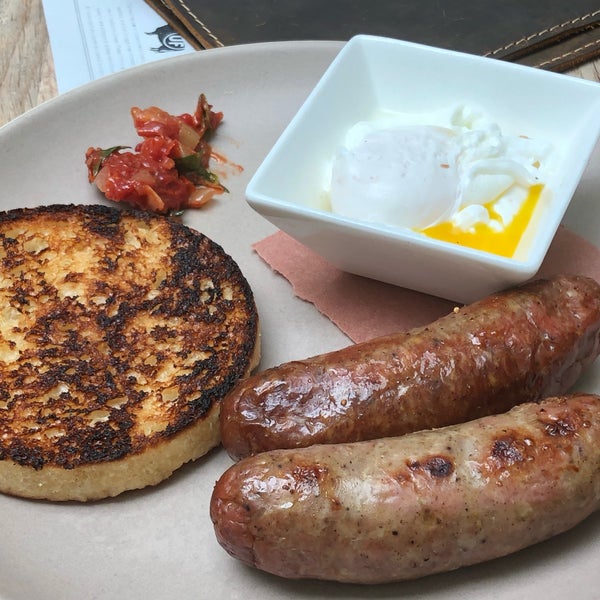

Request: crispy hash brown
left=0, top=204, right=260, bottom=501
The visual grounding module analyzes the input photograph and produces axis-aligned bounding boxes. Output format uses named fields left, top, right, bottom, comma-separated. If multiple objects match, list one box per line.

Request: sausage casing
left=220, top=274, right=600, bottom=460
left=211, top=393, right=600, bottom=584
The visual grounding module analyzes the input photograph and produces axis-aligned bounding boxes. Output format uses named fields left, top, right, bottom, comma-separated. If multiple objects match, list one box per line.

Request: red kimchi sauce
left=85, top=94, right=226, bottom=215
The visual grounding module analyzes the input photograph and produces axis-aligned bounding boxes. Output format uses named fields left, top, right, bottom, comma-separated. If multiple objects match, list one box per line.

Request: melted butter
left=419, top=184, right=543, bottom=258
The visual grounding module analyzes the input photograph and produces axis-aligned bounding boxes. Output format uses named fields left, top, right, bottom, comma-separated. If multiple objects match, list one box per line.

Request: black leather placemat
left=146, top=0, right=600, bottom=72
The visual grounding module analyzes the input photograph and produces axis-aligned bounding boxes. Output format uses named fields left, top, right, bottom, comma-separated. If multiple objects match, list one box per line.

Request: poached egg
left=328, top=106, right=550, bottom=257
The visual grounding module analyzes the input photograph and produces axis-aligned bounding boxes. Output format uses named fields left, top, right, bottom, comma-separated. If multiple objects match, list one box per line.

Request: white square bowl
left=245, top=34, right=600, bottom=303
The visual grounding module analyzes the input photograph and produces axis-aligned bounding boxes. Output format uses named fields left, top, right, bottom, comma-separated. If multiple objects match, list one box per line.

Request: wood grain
left=0, top=0, right=57, bottom=127
left=569, top=59, right=600, bottom=83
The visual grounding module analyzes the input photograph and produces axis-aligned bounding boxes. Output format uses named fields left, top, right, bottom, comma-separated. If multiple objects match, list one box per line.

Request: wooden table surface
left=1, top=0, right=600, bottom=128
left=0, top=0, right=58, bottom=128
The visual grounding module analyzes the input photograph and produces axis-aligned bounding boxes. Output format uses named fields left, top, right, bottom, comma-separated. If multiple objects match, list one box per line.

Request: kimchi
left=85, top=94, right=226, bottom=215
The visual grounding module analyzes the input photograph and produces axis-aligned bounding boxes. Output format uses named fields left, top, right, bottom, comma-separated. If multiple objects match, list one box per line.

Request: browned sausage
left=211, top=393, right=600, bottom=583
left=220, top=274, right=600, bottom=460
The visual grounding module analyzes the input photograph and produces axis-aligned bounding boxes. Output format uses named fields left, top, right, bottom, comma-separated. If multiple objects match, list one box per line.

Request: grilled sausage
left=211, top=393, right=600, bottom=583
left=220, top=274, right=600, bottom=460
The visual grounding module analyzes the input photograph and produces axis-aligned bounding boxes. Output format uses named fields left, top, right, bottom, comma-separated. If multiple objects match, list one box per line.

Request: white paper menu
left=41, top=0, right=195, bottom=93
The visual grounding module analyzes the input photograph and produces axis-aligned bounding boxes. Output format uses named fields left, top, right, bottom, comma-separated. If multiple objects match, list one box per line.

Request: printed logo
left=147, top=25, right=187, bottom=53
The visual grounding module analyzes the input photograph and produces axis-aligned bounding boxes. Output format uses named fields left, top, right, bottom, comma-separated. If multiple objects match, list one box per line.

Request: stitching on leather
left=176, top=1, right=225, bottom=47
left=535, top=37, right=600, bottom=68
left=484, top=9, right=600, bottom=56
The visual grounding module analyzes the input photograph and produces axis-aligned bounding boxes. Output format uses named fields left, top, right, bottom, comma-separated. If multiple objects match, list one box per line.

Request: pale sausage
left=211, top=394, right=600, bottom=583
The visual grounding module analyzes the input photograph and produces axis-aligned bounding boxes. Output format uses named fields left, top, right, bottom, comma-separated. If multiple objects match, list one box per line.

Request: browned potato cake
left=0, top=204, right=260, bottom=501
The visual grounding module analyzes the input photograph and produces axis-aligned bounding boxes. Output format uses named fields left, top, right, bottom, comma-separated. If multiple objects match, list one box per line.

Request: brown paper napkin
left=253, top=227, right=600, bottom=344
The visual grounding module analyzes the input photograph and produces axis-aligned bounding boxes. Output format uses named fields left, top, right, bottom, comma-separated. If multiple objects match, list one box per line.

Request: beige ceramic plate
left=0, top=41, right=599, bottom=600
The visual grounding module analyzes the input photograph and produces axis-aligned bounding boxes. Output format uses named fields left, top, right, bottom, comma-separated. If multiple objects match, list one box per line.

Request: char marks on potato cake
left=0, top=204, right=260, bottom=501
